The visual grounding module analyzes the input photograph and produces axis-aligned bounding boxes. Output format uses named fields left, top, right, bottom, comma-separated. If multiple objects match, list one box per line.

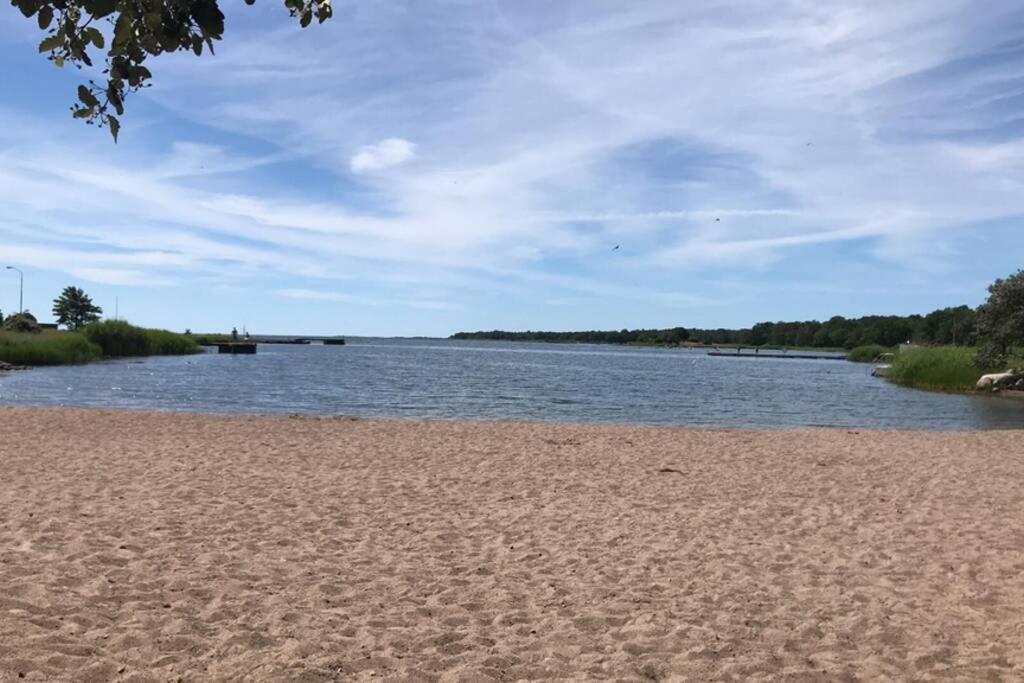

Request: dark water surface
left=2, top=338, right=1022, bottom=429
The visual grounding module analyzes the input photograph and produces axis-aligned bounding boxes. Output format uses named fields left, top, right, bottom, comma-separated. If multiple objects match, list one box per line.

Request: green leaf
left=73, top=107, right=93, bottom=118
left=89, top=0, right=116, bottom=19
left=107, top=84, right=124, bottom=115
left=16, top=0, right=40, bottom=18
left=128, top=65, right=152, bottom=86
left=113, top=13, right=132, bottom=46
left=84, top=26, right=105, bottom=49
left=77, top=84, right=100, bottom=108
left=108, top=115, right=120, bottom=142
left=54, top=55, right=64, bottom=67
left=299, top=7, right=311, bottom=27
left=37, top=6, right=53, bottom=29
left=38, top=34, right=63, bottom=53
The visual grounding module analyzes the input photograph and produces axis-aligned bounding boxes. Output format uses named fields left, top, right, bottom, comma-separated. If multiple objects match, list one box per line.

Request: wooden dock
left=216, top=342, right=257, bottom=354
left=707, top=351, right=848, bottom=361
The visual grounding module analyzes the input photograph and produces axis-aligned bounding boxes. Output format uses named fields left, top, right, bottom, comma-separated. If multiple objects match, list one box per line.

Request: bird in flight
left=715, top=218, right=720, bottom=222
left=612, top=245, right=620, bottom=251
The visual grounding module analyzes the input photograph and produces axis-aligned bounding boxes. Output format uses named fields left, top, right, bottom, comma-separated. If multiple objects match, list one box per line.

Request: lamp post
left=5, top=266, right=22, bottom=314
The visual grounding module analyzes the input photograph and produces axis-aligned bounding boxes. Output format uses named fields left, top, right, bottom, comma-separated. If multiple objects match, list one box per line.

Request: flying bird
left=612, top=245, right=620, bottom=251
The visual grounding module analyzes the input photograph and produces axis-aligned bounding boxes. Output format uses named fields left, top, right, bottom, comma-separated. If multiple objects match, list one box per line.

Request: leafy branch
left=14, top=0, right=333, bottom=141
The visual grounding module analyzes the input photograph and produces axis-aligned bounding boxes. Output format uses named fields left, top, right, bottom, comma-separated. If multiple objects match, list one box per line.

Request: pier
left=707, top=351, right=847, bottom=361
left=216, top=342, right=257, bottom=354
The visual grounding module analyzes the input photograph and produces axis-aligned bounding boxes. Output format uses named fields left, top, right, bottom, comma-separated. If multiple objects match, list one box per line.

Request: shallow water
left=1, top=338, right=1022, bottom=429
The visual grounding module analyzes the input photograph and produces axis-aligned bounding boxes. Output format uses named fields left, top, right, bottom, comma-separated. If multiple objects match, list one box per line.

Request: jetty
left=216, top=342, right=257, bottom=354
left=707, top=351, right=847, bottom=361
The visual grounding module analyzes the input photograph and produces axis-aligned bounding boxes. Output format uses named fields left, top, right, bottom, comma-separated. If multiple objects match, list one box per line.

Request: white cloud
left=276, top=288, right=358, bottom=302
left=275, top=288, right=459, bottom=311
left=349, top=138, right=417, bottom=173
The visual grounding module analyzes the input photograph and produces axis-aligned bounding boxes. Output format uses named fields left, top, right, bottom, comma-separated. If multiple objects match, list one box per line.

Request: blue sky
left=1, top=1, right=1023, bottom=336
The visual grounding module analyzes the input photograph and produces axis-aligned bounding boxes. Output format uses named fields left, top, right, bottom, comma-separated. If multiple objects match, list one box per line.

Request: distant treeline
left=450, top=305, right=978, bottom=350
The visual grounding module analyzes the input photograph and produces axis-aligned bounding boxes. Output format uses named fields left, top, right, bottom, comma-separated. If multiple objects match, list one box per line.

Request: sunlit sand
left=1, top=408, right=1021, bottom=680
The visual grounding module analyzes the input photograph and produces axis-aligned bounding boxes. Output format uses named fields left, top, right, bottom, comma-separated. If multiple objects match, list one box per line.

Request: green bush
left=0, top=330, right=101, bottom=365
left=885, top=347, right=983, bottom=392
left=2, top=311, right=41, bottom=333
left=145, top=327, right=202, bottom=355
left=847, top=345, right=892, bottom=363
left=82, top=320, right=201, bottom=357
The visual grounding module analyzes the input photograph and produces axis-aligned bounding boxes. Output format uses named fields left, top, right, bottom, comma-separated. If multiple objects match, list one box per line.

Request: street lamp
left=5, top=266, right=23, bottom=313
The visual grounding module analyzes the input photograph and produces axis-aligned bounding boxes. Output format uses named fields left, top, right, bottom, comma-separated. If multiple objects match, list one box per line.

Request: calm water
left=1, top=338, right=1022, bottom=430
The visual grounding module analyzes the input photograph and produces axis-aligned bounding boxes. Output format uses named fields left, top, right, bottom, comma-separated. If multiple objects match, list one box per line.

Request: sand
left=1, top=408, right=1022, bottom=681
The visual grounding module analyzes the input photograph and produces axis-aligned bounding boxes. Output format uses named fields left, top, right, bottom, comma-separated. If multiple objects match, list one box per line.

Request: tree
left=3, top=311, right=41, bottom=333
left=975, top=269, right=1024, bottom=368
left=52, top=286, right=103, bottom=330
left=12, top=0, right=333, bottom=141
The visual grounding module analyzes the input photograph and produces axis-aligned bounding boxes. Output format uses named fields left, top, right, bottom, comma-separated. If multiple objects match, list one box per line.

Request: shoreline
left=3, top=408, right=1023, bottom=680
left=1, top=404, right=1021, bottom=432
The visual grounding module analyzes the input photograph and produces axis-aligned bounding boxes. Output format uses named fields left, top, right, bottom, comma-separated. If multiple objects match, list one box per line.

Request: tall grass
left=885, top=346, right=983, bottom=392
left=82, top=320, right=201, bottom=358
left=847, top=345, right=893, bottom=363
left=0, top=330, right=102, bottom=365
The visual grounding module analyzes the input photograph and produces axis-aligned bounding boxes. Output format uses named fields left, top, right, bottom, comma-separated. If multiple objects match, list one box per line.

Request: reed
left=847, top=345, right=892, bottom=363
left=82, top=320, right=201, bottom=358
left=885, top=346, right=982, bottom=392
left=0, top=330, right=102, bottom=366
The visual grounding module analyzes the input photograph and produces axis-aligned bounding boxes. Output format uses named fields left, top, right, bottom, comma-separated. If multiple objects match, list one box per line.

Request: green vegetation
left=1, top=320, right=198, bottom=367
left=13, top=0, right=331, bottom=141
left=82, top=320, right=201, bottom=357
left=2, top=311, right=41, bottom=333
left=453, top=327, right=691, bottom=346
left=0, top=330, right=101, bottom=366
left=52, top=286, right=102, bottom=330
left=885, top=347, right=985, bottom=392
left=0, top=283, right=200, bottom=367
left=847, top=345, right=893, bottom=363
left=453, top=306, right=978, bottom=350
left=974, top=269, right=1024, bottom=369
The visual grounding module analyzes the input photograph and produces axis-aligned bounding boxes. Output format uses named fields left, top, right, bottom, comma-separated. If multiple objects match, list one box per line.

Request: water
left=1, top=338, right=1022, bottom=430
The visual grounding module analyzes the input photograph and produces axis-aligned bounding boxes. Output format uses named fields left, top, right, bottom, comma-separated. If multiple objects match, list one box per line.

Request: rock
left=977, top=372, right=1017, bottom=390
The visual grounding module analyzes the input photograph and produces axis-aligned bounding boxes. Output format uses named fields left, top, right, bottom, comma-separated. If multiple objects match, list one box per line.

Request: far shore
left=2, top=408, right=1022, bottom=680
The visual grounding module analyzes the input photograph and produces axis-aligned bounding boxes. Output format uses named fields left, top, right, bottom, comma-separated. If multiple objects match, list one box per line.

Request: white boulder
left=977, top=372, right=1017, bottom=390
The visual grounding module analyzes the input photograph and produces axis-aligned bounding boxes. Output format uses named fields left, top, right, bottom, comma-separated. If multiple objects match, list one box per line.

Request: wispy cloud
left=276, top=287, right=459, bottom=311
left=350, top=138, right=417, bottom=173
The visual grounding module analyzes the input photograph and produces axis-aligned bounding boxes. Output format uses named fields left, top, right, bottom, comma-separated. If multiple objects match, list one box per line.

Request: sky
left=1, top=0, right=1023, bottom=336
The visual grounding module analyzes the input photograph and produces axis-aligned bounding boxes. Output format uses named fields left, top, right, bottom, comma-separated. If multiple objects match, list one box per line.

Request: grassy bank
left=0, top=330, right=102, bottom=366
left=1, top=322, right=200, bottom=367
left=885, top=347, right=983, bottom=392
left=83, top=321, right=201, bottom=357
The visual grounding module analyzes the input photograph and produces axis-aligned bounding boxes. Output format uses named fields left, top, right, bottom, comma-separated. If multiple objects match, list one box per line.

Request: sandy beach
left=1, top=408, right=1022, bottom=681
